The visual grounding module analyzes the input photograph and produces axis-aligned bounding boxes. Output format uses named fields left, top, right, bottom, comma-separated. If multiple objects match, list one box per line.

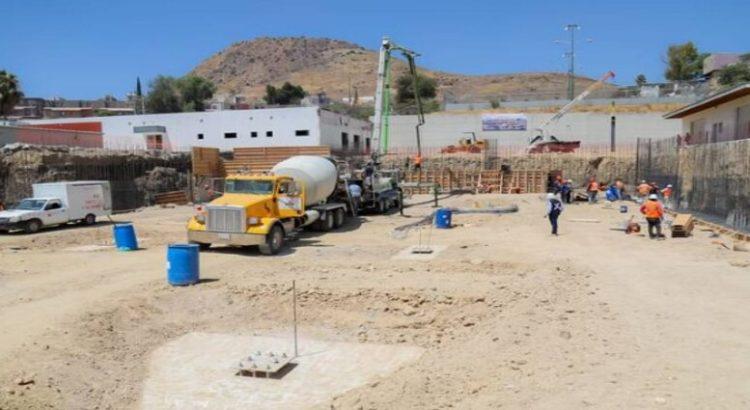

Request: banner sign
left=481, top=114, right=527, bottom=131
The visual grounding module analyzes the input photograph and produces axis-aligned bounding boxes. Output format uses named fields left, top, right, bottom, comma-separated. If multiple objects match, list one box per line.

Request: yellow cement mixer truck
left=187, top=156, right=351, bottom=255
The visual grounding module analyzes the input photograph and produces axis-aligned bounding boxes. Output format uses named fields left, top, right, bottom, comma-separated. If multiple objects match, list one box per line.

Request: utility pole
left=564, top=24, right=580, bottom=100
left=610, top=101, right=616, bottom=152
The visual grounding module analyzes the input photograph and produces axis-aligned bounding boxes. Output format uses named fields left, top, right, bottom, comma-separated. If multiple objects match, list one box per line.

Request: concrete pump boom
left=372, top=36, right=424, bottom=157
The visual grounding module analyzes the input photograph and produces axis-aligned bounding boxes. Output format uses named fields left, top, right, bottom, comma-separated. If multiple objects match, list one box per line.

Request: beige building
left=664, top=83, right=750, bottom=144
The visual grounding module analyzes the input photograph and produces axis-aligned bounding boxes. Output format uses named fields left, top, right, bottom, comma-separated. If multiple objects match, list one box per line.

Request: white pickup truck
left=0, top=181, right=112, bottom=234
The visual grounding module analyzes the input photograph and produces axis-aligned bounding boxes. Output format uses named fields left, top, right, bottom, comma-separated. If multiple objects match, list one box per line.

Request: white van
left=0, top=181, right=112, bottom=233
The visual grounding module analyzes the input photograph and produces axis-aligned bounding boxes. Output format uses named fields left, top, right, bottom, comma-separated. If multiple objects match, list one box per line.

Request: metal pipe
left=293, top=280, right=298, bottom=358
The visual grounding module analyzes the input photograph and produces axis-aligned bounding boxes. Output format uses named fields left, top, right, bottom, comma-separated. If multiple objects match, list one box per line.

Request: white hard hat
left=649, top=194, right=658, bottom=200
left=547, top=193, right=556, bottom=199
left=667, top=184, right=673, bottom=188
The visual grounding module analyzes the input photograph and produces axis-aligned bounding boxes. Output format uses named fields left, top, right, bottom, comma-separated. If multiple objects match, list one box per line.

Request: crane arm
left=534, top=71, right=615, bottom=138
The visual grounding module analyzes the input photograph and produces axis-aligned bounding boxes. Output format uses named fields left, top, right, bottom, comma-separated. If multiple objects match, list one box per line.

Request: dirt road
left=0, top=194, right=748, bottom=409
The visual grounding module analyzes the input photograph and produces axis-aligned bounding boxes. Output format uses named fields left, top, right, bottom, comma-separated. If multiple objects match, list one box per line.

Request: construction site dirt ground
left=1, top=193, right=749, bottom=409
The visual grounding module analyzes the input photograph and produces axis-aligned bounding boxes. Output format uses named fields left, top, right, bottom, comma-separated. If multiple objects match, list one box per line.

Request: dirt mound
left=191, top=36, right=611, bottom=103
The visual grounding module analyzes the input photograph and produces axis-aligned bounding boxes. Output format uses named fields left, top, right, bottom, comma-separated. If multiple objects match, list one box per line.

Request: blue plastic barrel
left=620, top=205, right=628, bottom=213
left=167, top=244, right=200, bottom=286
left=113, top=224, right=138, bottom=251
left=435, top=208, right=453, bottom=229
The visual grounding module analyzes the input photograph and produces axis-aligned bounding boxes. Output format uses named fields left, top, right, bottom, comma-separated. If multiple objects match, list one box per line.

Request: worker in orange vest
left=640, top=194, right=665, bottom=239
left=637, top=180, right=651, bottom=200
left=586, top=177, right=600, bottom=204
left=413, top=154, right=423, bottom=171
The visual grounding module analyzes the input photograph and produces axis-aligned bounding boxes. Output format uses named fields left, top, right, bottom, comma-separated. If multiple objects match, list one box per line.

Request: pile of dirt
left=134, top=167, right=189, bottom=206
left=191, top=36, right=613, bottom=102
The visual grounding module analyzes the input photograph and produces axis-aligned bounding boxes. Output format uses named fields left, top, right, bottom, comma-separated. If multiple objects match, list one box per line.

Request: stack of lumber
left=224, top=146, right=331, bottom=174
left=671, top=213, right=695, bottom=237
left=191, top=147, right=224, bottom=177
left=154, top=190, right=189, bottom=205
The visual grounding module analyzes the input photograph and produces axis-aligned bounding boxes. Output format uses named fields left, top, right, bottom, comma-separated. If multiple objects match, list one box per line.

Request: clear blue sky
left=3, top=0, right=747, bottom=99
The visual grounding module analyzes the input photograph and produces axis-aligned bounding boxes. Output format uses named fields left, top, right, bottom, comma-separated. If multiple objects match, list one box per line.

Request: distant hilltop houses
left=11, top=96, right=136, bottom=120
left=8, top=91, right=336, bottom=120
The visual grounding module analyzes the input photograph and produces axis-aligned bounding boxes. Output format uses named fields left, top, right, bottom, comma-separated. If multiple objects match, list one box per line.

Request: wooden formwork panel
left=192, top=147, right=224, bottom=177
left=403, top=168, right=546, bottom=194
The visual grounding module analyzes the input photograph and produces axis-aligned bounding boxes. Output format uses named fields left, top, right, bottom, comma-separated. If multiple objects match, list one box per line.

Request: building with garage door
left=23, top=106, right=372, bottom=153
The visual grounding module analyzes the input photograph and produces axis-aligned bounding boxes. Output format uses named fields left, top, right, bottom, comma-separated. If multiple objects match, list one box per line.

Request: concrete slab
left=141, top=332, right=423, bottom=409
left=392, top=245, right=447, bottom=260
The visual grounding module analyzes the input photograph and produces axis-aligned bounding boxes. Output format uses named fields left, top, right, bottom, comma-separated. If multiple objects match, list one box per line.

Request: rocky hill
left=191, top=37, right=614, bottom=103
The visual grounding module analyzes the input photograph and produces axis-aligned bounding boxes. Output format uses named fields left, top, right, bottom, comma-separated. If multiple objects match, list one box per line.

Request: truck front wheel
left=259, top=224, right=284, bottom=255
left=84, top=214, right=96, bottom=225
left=24, top=219, right=41, bottom=234
left=333, top=208, right=345, bottom=228
left=377, top=200, right=387, bottom=214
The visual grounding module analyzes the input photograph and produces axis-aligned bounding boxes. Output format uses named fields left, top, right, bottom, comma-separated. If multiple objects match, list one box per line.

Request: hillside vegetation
left=191, top=37, right=613, bottom=103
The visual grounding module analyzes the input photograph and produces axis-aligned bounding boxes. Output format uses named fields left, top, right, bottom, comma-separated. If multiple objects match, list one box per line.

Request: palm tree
left=0, top=70, right=24, bottom=120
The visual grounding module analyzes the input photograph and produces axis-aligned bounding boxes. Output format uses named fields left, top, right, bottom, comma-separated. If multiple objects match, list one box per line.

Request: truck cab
left=187, top=174, right=310, bottom=255
left=188, top=156, right=350, bottom=255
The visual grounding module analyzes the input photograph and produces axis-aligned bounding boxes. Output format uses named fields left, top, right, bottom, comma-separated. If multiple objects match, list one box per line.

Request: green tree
left=326, top=101, right=374, bottom=121
left=635, top=74, right=648, bottom=86
left=664, top=42, right=706, bottom=81
left=176, top=75, right=216, bottom=111
left=717, top=63, right=750, bottom=87
left=146, top=76, right=181, bottom=113
left=395, top=73, right=437, bottom=103
left=264, top=82, right=307, bottom=105
left=0, top=70, right=24, bottom=119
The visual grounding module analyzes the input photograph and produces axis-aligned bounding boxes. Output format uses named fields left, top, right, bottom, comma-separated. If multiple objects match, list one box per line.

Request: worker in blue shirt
left=545, top=193, right=564, bottom=235
left=348, top=183, right=362, bottom=215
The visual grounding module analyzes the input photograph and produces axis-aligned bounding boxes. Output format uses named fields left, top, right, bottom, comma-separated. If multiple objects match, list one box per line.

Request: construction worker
left=545, top=193, right=564, bottom=236
left=586, top=177, right=599, bottom=204
left=363, top=161, right=375, bottom=189
left=614, top=178, right=625, bottom=198
left=413, top=154, right=422, bottom=171
left=560, top=179, right=573, bottom=204
left=640, top=193, right=665, bottom=239
left=348, top=182, right=362, bottom=215
left=661, top=184, right=673, bottom=209
left=637, top=180, right=651, bottom=199
left=649, top=181, right=660, bottom=195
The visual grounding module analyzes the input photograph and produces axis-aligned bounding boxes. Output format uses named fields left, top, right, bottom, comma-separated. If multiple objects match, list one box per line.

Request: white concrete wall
left=26, top=107, right=327, bottom=151
left=319, top=110, right=373, bottom=153
left=385, top=112, right=681, bottom=148
left=678, top=94, right=750, bottom=142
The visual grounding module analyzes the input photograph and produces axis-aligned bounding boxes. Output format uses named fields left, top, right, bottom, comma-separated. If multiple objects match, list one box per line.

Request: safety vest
left=641, top=201, right=663, bottom=218
left=414, top=155, right=422, bottom=165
